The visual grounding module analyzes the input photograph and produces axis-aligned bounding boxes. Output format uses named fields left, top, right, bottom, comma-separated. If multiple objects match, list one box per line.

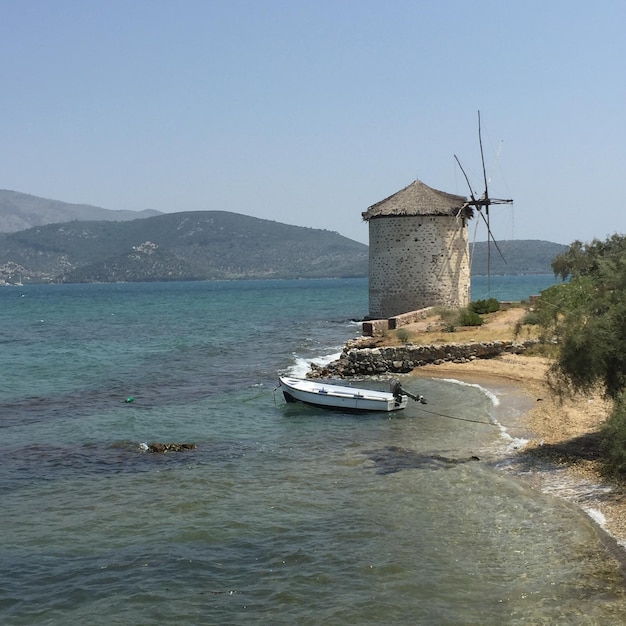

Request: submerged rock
left=144, top=442, right=197, bottom=454
left=365, top=445, right=480, bottom=474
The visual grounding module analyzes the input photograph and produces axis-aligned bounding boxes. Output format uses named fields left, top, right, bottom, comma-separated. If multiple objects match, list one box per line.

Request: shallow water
left=2, top=278, right=625, bottom=625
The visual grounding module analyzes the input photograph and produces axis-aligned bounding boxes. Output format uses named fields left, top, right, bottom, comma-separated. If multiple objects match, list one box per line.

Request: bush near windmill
left=470, top=297, right=501, bottom=314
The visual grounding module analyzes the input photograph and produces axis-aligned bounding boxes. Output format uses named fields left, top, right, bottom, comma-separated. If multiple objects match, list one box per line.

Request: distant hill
left=0, top=196, right=568, bottom=284
left=0, top=211, right=369, bottom=283
left=0, top=189, right=160, bottom=232
left=469, top=240, right=567, bottom=275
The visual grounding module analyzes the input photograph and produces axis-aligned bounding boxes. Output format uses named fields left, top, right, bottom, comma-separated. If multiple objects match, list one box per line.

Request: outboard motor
left=390, top=379, right=404, bottom=403
left=390, top=379, right=427, bottom=404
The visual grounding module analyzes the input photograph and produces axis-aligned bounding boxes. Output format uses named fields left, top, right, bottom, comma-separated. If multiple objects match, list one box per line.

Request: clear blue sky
left=2, top=0, right=624, bottom=245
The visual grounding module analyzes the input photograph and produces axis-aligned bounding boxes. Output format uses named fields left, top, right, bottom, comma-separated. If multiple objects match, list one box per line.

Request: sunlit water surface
left=2, top=277, right=624, bottom=625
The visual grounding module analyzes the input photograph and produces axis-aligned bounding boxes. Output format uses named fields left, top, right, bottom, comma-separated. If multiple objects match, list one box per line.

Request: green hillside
left=0, top=210, right=568, bottom=284
left=469, top=240, right=567, bottom=275
left=0, top=211, right=369, bottom=283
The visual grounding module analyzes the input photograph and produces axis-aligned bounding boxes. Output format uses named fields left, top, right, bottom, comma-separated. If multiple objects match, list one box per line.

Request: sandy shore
left=408, top=353, right=626, bottom=551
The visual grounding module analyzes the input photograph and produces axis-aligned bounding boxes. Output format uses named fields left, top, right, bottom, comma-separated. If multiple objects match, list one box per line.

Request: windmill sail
left=455, top=111, right=513, bottom=290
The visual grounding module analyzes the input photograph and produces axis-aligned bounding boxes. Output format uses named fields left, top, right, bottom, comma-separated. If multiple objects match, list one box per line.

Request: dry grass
left=379, top=305, right=541, bottom=346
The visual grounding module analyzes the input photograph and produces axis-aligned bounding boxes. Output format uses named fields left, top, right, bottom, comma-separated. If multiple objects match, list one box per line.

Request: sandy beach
left=382, top=309, right=626, bottom=553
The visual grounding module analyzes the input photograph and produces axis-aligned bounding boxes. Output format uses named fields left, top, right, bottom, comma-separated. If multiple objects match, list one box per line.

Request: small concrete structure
left=362, top=306, right=434, bottom=337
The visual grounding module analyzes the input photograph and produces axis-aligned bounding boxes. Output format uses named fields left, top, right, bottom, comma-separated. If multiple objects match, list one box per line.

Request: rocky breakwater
left=309, top=338, right=539, bottom=379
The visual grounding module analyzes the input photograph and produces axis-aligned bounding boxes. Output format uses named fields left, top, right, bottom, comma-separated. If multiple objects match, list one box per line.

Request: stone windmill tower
left=363, top=114, right=512, bottom=321
left=362, top=180, right=473, bottom=319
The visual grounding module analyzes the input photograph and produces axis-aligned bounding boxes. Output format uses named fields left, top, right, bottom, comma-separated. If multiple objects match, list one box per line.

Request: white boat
left=277, top=376, right=425, bottom=412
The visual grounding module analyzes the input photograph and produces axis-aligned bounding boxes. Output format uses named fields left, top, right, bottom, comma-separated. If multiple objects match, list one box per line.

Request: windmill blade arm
left=478, top=111, right=489, bottom=199
left=478, top=211, right=507, bottom=263
left=454, top=154, right=478, bottom=203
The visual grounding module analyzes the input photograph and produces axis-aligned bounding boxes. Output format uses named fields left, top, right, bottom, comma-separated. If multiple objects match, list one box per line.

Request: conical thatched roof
left=362, top=180, right=471, bottom=221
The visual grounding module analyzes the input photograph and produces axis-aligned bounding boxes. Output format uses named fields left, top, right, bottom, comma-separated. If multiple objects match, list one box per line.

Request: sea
left=2, top=274, right=626, bottom=625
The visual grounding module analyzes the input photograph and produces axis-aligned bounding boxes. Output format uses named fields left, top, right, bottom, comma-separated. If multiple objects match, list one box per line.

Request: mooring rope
left=415, top=405, right=498, bottom=427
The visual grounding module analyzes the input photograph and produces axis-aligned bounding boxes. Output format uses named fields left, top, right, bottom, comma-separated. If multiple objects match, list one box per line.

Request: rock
left=146, top=442, right=197, bottom=453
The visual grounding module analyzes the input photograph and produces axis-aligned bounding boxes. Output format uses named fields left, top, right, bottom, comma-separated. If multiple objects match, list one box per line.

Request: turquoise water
left=2, top=277, right=625, bottom=625
left=471, top=273, right=562, bottom=301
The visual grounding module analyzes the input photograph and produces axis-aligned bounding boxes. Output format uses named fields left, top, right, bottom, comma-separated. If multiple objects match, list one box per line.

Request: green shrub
left=457, top=309, right=484, bottom=327
left=514, top=309, right=542, bottom=338
left=519, top=310, right=543, bottom=326
left=434, top=307, right=457, bottom=325
left=602, top=396, right=626, bottom=476
left=470, top=298, right=501, bottom=314
left=396, top=328, right=410, bottom=343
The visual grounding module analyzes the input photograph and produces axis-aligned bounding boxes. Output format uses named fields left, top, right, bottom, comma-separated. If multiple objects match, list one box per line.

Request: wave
left=287, top=352, right=342, bottom=378
left=436, top=376, right=535, bottom=455
left=439, top=377, right=500, bottom=407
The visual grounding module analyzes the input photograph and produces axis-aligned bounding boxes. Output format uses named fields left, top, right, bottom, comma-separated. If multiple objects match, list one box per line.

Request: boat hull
left=278, top=376, right=408, bottom=412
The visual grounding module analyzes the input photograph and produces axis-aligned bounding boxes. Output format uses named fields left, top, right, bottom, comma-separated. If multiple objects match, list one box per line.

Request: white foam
left=439, top=378, right=534, bottom=456
left=505, top=436, right=530, bottom=452
left=440, top=377, right=500, bottom=406
left=584, top=507, right=607, bottom=526
left=536, top=474, right=624, bottom=544
left=287, top=351, right=342, bottom=378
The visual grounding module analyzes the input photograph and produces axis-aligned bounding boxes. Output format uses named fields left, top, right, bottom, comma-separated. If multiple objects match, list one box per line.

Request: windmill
left=454, top=111, right=513, bottom=291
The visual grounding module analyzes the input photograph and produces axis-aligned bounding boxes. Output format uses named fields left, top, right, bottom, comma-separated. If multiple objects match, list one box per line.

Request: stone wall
left=308, top=339, right=538, bottom=379
left=388, top=306, right=434, bottom=329
left=368, top=215, right=470, bottom=318
left=362, top=306, right=434, bottom=337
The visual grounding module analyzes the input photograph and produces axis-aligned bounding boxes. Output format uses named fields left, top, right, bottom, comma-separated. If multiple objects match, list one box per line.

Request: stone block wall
left=309, top=339, right=538, bottom=379
left=367, top=215, right=470, bottom=318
